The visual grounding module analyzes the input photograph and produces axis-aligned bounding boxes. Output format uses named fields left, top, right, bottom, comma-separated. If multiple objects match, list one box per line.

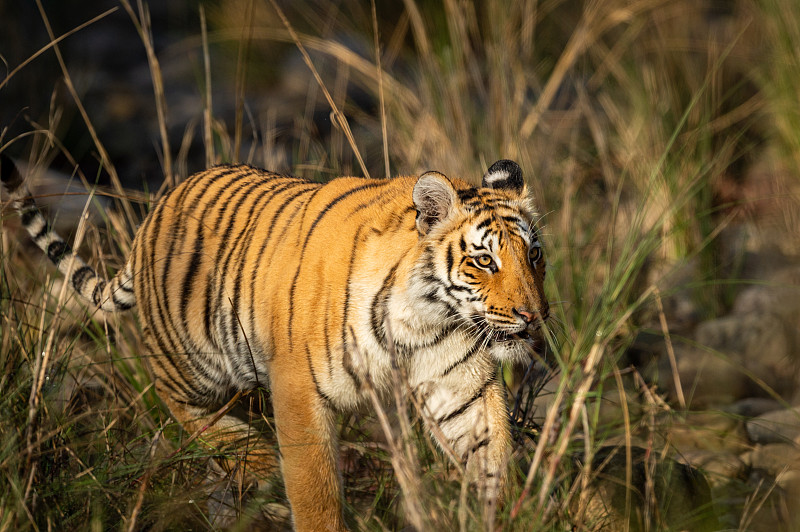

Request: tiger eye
left=476, top=254, right=494, bottom=268
left=529, top=246, right=542, bottom=263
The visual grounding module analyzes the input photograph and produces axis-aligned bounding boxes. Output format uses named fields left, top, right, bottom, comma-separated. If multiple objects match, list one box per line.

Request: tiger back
left=1, top=156, right=548, bottom=531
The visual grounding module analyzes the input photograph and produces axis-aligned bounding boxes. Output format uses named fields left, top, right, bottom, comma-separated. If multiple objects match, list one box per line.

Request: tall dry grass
left=2, top=0, right=799, bottom=530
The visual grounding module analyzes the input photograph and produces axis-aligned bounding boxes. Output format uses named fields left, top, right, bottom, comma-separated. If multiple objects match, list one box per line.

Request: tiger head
left=412, top=159, right=549, bottom=362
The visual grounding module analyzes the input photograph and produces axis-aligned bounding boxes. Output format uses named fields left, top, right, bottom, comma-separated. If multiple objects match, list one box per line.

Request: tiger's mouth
left=471, top=313, right=545, bottom=345
left=495, top=329, right=532, bottom=343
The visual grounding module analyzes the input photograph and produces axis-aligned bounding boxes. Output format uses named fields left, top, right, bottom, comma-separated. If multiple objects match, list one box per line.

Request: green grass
left=2, top=0, right=800, bottom=530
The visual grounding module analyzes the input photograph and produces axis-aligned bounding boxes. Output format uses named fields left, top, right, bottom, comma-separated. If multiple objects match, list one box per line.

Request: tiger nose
left=513, top=307, right=536, bottom=324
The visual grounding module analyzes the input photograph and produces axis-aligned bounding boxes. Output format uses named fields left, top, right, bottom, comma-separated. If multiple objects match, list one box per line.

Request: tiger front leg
left=424, top=376, right=511, bottom=507
left=269, top=359, right=347, bottom=532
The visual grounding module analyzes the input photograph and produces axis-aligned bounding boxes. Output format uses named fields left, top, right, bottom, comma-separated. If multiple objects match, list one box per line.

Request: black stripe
left=457, top=189, right=479, bottom=202
left=71, top=265, right=95, bottom=293
left=307, top=347, right=335, bottom=409
left=19, top=199, right=38, bottom=226
left=287, top=181, right=385, bottom=348
left=441, top=340, right=481, bottom=376
left=223, top=181, right=310, bottom=349
left=345, top=188, right=396, bottom=220
left=46, top=240, right=71, bottom=264
left=185, top=350, right=228, bottom=394
left=119, top=281, right=134, bottom=293
left=111, top=290, right=134, bottom=310
left=91, top=281, right=103, bottom=306
left=340, top=224, right=366, bottom=365
left=393, top=321, right=457, bottom=356
left=437, top=377, right=492, bottom=425
left=168, top=165, right=241, bottom=340
left=375, top=206, right=416, bottom=235
left=33, top=220, right=50, bottom=241
left=0, top=155, right=24, bottom=191
left=446, top=242, right=455, bottom=275
left=142, top=200, right=182, bottom=354
left=501, top=215, right=523, bottom=226
left=156, top=180, right=203, bottom=353
left=147, top=342, right=198, bottom=402
left=246, top=184, right=321, bottom=341
left=469, top=438, right=490, bottom=455
left=370, top=261, right=400, bottom=350
left=183, top=175, right=253, bottom=339
left=475, top=218, right=493, bottom=231
left=211, top=178, right=283, bottom=351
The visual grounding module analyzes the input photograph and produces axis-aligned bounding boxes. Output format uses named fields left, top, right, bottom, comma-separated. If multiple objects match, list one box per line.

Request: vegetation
left=2, top=0, right=799, bottom=529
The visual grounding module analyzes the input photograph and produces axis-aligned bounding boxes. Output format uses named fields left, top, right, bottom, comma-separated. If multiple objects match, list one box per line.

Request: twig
left=200, top=6, right=214, bottom=168
left=653, top=287, right=685, bottom=409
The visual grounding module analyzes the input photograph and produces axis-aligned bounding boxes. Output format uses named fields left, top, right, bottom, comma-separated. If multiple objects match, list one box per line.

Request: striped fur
left=1, top=155, right=548, bottom=531
left=0, top=157, right=136, bottom=311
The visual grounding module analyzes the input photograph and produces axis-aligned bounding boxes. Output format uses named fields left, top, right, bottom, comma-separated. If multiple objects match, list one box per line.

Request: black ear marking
left=481, top=159, right=524, bottom=194
left=412, top=171, right=458, bottom=235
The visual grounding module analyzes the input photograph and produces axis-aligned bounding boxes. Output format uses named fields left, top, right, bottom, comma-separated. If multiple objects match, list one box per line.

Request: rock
left=570, top=446, right=720, bottom=532
left=595, top=387, right=643, bottom=429
left=736, top=443, right=800, bottom=532
left=724, top=397, right=784, bottom=418
left=746, top=406, right=800, bottom=444
left=732, top=268, right=800, bottom=323
left=740, top=443, right=800, bottom=473
left=679, top=313, right=797, bottom=404
left=669, top=410, right=749, bottom=454
left=675, top=449, right=746, bottom=487
left=671, top=343, right=748, bottom=406
left=776, top=469, right=800, bottom=531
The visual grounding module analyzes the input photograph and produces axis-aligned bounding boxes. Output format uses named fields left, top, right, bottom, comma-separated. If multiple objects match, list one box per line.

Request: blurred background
left=2, top=0, right=800, bottom=530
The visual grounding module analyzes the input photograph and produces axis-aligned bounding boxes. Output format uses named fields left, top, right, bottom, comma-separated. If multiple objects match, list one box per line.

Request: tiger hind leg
left=153, top=379, right=284, bottom=528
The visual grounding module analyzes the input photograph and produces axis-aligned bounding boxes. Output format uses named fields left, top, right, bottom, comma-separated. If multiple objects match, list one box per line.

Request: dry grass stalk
left=119, top=0, right=174, bottom=191
left=267, top=0, right=370, bottom=179
left=349, top=326, right=427, bottom=530
left=33, top=0, right=137, bottom=231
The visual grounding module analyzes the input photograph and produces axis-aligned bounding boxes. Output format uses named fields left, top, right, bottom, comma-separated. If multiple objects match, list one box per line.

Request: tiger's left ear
left=481, top=159, right=525, bottom=196
left=413, top=171, right=458, bottom=236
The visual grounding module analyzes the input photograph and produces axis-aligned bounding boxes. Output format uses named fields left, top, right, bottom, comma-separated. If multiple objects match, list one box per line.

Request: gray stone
left=740, top=443, right=800, bottom=473
left=724, top=397, right=784, bottom=418
left=688, top=313, right=797, bottom=403
left=672, top=343, right=748, bottom=406
left=675, top=449, right=745, bottom=487
left=746, top=406, right=800, bottom=444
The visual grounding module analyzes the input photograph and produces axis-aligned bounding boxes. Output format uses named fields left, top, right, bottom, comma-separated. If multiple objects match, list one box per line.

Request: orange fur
left=2, top=156, right=548, bottom=531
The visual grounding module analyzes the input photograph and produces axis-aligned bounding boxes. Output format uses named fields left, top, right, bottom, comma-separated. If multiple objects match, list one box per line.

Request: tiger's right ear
left=412, top=171, right=458, bottom=236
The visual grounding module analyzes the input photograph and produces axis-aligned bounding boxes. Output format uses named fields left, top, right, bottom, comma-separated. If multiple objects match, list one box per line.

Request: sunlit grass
left=2, top=0, right=800, bottom=530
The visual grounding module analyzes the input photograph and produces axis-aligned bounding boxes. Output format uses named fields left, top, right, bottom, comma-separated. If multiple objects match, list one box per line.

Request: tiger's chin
left=487, top=328, right=544, bottom=363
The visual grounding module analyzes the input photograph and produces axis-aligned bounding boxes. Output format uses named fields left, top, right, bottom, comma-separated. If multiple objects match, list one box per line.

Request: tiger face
left=412, top=160, right=549, bottom=362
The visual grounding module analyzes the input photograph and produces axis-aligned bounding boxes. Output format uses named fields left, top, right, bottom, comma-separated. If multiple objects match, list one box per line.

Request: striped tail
left=1, top=155, right=136, bottom=312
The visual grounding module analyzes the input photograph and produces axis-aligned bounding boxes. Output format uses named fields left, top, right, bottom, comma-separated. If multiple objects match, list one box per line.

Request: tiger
left=1, top=154, right=548, bottom=531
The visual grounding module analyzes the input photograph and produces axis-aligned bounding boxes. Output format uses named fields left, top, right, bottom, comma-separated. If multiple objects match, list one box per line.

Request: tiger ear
left=481, top=159, right=525, bottom=195
left=413, top=171, right=458, bottom=235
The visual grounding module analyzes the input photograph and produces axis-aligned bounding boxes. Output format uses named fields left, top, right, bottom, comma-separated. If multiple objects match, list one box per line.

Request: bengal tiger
left=1, top=155, right=548, bottom=531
